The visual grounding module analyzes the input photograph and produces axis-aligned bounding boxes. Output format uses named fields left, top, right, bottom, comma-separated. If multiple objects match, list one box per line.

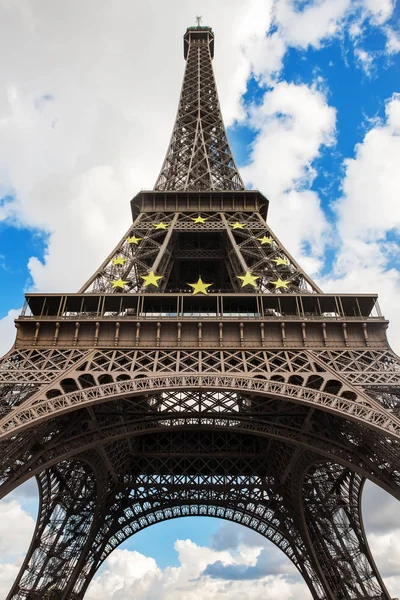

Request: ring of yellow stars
left=271, top=277, right=290, bottom=290
left=188, top=276, right=213, bottom=295
left=272, top=257, right=290, bottom=266
left=258, top=235, right=274, bottom=245
left=237, top=271, right=259, bottom=288
left=127, top=235, right=142, bottom=245
left=111, top=277, right=129, bottom=289
left=141, top=271, right=163, bottom=287
left=153, top=222, right=168, bottom=230
left=112, top=257, right=127, bottom=266
left=230, top=221, right=245, bottom=230
left=192, top=215, right=208, bottom=223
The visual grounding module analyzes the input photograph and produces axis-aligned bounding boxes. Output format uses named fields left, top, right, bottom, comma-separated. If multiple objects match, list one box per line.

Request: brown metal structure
left=1, top=24, right=400, bottom=600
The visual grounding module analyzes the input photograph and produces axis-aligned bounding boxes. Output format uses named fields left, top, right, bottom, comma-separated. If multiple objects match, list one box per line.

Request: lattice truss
left=1, top=342, right=400, bottom=598
left=154, top=30, right=244, bottom=191
left=1, top=346, right=400, bottom=498
left=299, top=461, right=390, bottom=599
left=80, top=209, right=320, bottom=294
left=2, top=23, right=400, bottom=600
left=2, top=424, right=396, bottom=599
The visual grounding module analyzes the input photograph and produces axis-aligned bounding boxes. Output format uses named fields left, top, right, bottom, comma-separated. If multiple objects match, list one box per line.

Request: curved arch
left=1, top=398, right=400, bottom=500
left=60, top=378, right=79, bottom=393
left=2, top=384, right=400, bottom=501
left=8, top=460, right=327, bottom=600
left=323, top=379, right=342, bottom=395
left=297, top=462, right=392, bottom=599
left=98, top=373, right=113, bottom=385
left=1, top=374, right=399, bottom=443
left=78, top=374, right=96, bottom=389
left=4, top=408, right=399, bottom=598
left=80, top=499, right=324, bottom=599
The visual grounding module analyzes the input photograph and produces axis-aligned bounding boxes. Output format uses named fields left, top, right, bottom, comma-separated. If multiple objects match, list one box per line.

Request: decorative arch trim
left=1, top=374, right=400, bottom=441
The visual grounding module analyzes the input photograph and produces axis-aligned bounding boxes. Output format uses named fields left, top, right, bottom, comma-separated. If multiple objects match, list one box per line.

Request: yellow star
left=192, top=215, right=208, bottom=223
left=127, top=235, right=142, bottom=245
left=271, top=278, right=290, bottom=290
left=258, top=235, right=274, bottom=245
left=272, top=257, right=290, bottom=266
left=237, top=271, right=259, bottom=288
left=154, top=222, right=168, bottom=230
left=141, top=271, right=163, bottom=288
left=230, top=221, right=245, bottom=230
left=111, top=277, right=129, bottom=289
left=188, top=276, right=213, bottom=295
left=112, top=257, right=127, bottom=266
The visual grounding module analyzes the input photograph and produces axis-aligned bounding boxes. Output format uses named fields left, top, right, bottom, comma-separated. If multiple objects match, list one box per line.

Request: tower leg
left=302, top=462, right=391, bottom=600
left=7, top=459, right=104, bottom=600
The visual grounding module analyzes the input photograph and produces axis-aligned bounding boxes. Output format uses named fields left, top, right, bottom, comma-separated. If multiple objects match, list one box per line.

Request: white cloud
left=275, top=0, right=351, bottom=48
left=86, top=549, right=161, bottom=599
left=354, top=46, right=374, bottom=74
left=363, top=481, right=400, bottom=534
left=367, top=532, right=400, bottom=578
left=243, top=0, right=398, bottom=83
left=0, top=499, right=35, bottom=557
left=0, top=499, right=36, bottom=599
left=0, top=563, right=22, bottom=600
left=0, top=0, right=276, bottom=294
left=242, top=80, right=335, bottom=275
left=385, top=26, right=400, bottom=55
left=324, top=93, right=400, bottom=351
left=0, top=308, right=19, bottom=356
left=243, top=0, right=353, bottom=83
left=360, top=0, right=395, bottom=25
left=86, top=538, right=311, bottom=600
left=336, top=93, right=400, bottom=240
left=346, top=0, right=398, bottom=73
left=0, top=486, right=400, bottom=598
left=362, top=483, right=400, bottom=600
left=0, top=0, right=396, bottom=298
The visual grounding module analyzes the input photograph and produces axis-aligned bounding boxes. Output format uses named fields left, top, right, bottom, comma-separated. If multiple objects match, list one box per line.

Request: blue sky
left=2, top=0, right=399, bottom=320
left=1, top=1, right=400, bottom=598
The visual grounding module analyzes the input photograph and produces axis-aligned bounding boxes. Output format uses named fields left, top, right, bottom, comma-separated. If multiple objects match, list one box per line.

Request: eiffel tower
left=1, top=22, right=400, bottom=600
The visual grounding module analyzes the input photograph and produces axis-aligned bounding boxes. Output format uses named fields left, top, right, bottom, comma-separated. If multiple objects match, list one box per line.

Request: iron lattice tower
left=1, top=24, right=400, bottom=600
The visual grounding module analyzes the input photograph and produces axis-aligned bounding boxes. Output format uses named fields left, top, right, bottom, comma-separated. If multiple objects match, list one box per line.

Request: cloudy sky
left=0, top=0, right=400, bottom=598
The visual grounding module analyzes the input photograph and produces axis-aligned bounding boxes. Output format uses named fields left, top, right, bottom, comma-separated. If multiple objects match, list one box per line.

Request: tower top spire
left=184, top=23, right=214, bottom=59
left=154, top=25, right=243, bottom=191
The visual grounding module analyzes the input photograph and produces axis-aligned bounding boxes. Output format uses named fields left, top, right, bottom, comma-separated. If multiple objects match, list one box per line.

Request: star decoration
left=272, top=257, right=290, bottom=266
left=141, top=271, right=163, bottom=287
left=127, top=235, right=142, bottom=245
left=237, top=271, right=259, bottom=288
left=153, top=222, right=168, bottom=230
left=192, top=215, right=208, bottom=223
left=111, top=278, right=129, bottom=289
left=258, top=235, right=274, bottom=245
left=230, top=221, right=245, bottom=230
left=271, top=278, right=290, bottom=290
left=112, top=257, right=127, bottom=266
left=188, top=276, right=213, bottom=295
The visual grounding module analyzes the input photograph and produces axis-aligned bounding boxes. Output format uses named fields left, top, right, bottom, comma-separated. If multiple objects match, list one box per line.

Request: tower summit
left=155, top=22, right=244, bottom=191
left=1, top=24, right=400, bottom=600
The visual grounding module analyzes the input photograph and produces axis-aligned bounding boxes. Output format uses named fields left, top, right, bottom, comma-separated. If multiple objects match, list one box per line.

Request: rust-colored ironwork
left=154, top=26, right=244, bottom=192
left=1, top=23, right=399, bottom=600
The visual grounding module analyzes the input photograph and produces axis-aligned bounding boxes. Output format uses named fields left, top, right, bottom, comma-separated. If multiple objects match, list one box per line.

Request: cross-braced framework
left=2, top=22, right=400, bottom=600
left=79, top=203, right=320, bottom=294
left=154, top=27, right=244, bottom=192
